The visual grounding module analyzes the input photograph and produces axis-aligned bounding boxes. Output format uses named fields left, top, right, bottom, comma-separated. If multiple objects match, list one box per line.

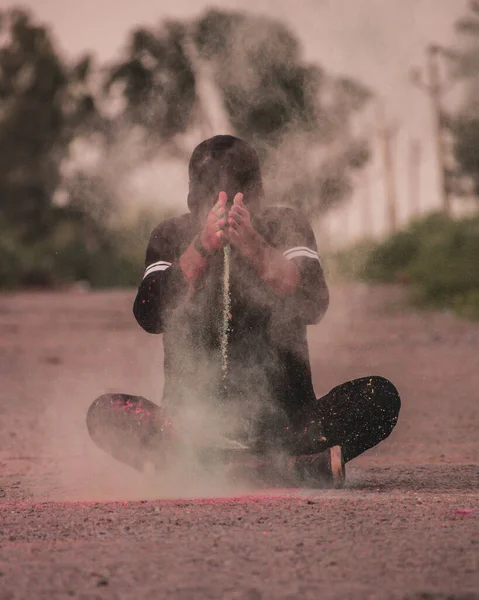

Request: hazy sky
left=2, top=0, right=466, bottom=129
left=0, top=0, right=470, bottom=238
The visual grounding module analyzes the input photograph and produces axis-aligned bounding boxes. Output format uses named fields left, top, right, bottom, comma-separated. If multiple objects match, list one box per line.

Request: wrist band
left=194, top=235, right=214, bottom=258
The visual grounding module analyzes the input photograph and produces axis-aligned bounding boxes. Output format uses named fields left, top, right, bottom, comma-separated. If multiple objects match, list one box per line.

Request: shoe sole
left=330, top=445, right=346, bottom=489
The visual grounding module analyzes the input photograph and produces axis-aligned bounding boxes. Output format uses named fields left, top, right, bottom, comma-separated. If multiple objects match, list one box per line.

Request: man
left=87, top=135, right=401, bottom=488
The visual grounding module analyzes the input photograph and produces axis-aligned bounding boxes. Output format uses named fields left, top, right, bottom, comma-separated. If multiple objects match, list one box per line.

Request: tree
left=0, top=8, right=133, bottom=287
left=106, top=21, right=197, bottom=143
left=0, top=8, right=100, bottom=242
left=448, top=1, right=479, bottom=197
left=106, top=8, right=372, bottom=216
left=0, top=6, right=373, bottom=288
left=0, top=8, right=67, bottom=241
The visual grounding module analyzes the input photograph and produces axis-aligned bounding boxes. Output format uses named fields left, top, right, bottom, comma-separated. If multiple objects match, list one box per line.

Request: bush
left=361, top=229, right=419, bottom=283
left=327, top=239, right=375, bottom=281
left=333, top=212, right=479, bottom=320
left=0, top=225, right=25, bottom=288
left=0, top=208, right=160, bottom=290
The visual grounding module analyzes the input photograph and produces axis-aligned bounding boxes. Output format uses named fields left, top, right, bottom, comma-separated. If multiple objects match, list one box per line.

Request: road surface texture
left=0, top=284, right=477, bottom=599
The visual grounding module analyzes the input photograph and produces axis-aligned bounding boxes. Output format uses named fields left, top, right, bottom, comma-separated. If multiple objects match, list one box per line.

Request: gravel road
left=0, top=285, right=477, bottom=599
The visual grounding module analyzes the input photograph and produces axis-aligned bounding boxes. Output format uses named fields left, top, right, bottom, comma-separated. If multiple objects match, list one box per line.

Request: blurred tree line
left=0, top=7, right=372, bottom=289
left=449, top=0, right=479, bottom=197
left=332, top=211, right=479, bottom=320
left=0, top=8, right=148, bottom=287
left=330, top=2, right=479, bottom=322
left=2, top=4, right=477, bottom=291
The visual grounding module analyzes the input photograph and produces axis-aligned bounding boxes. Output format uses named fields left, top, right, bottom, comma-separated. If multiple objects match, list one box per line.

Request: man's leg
left=86, top=394, right=173, bottom=471
left=292, top=376, right=401, bottom=462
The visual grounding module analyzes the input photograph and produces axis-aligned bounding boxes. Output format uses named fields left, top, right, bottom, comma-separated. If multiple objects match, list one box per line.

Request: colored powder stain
left=453, top=508, right=475, bottom=517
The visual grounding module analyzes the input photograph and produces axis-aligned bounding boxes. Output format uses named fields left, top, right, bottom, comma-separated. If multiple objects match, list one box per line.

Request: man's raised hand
left=226, top=193, right=257, bottom=255
left=200, top=191, right=227, bottom=252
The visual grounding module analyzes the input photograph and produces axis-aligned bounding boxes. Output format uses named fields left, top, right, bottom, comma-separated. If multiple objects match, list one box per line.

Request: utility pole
left=376, top=105, right=399, bottom=234
left=408, top=138, right=421, bottom=220
left=427, top=45, right=451, bottom=215
left=360, top=166, right=372, bottom=239
left=411, top=44, right=451, bottom=215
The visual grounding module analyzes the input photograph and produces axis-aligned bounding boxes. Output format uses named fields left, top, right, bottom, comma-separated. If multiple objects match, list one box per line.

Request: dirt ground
left=0, top=284, right=477, bottom=599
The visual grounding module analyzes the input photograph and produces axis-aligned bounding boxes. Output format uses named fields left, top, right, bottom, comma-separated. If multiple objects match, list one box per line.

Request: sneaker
left=294, top=445, right=346, bottom=489
left=330, top=445, right=346, bottom=489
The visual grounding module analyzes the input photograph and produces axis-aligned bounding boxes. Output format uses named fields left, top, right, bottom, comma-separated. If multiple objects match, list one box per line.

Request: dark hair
left=187, top=135, right=264, bottom=216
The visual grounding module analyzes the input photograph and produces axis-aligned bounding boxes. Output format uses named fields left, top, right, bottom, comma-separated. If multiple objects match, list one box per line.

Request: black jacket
left=133, top=206, right=329, bottom=430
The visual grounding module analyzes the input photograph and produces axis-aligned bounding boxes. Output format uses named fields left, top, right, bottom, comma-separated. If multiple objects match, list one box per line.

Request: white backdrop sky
left=1, top=0, right=470, bottom=241
left=3, top=0, right=466, bottom=133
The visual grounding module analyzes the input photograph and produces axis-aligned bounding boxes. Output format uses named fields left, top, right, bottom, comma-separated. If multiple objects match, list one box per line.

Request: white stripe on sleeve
left=143, top=260, right=172, bottom=279
left=283, top=246, right=320, bottom=261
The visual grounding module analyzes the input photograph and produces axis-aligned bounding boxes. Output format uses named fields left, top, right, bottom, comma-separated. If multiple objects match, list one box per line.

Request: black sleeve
left=269, top=207, right=329, bottom=325
left=133, top=220, right=189, bottom=334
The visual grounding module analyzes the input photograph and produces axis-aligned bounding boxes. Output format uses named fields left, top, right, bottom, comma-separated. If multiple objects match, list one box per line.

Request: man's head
left=187, top=135, right=264, bottom=220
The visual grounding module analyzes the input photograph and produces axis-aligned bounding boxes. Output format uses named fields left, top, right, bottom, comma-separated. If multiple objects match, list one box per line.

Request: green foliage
left=454, top=116, right=479, bottom=194
left=324, top=239, right=372, bottom=282
left=335, top=213, right=479, bottom=320
left=0, top=207, right=155, bottom=289
left=194, top=10, right=316, bottom=141
left=448, top=1, right=479, bottom=197
left=107, top=8, right=372, bottom=215
left=0, top=8, right=148, bottom=290
left=0, top=9, right=66, bottom=239
left=106, top=21, right=196, bottom=139
left=194, top=10, right=371, bottom=214
left=361, top=229, right=421, bottom=283
left=0, top=6, right=373, bottom=290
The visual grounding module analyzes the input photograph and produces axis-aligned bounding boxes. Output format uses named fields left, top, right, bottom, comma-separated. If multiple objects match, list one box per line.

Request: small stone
left=97, top=578, right=109, bottom=587
left=244, top=588, right=262, bottom=600
left=45, top=356, right=61, bottom=365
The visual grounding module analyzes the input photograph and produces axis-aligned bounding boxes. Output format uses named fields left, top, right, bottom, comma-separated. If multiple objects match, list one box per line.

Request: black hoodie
left=133, top=136, right=329, bottom=438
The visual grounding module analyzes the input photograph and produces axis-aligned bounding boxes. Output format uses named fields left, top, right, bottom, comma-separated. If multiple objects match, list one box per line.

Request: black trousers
left=86, top=376, right=401, bottom=471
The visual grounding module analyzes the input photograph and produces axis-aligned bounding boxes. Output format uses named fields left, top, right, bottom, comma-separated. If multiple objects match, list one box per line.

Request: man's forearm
left=242, top=233, right=300, bottom=297
left=178, top=236, right=210, bottom=287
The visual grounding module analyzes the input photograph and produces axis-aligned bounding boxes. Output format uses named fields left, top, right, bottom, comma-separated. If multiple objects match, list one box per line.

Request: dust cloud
left=21, top=289, right=257, bottom=502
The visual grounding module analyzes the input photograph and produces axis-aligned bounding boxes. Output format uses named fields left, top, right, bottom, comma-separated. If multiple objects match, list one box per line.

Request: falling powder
left=220, top=245, right=231, bottom=381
